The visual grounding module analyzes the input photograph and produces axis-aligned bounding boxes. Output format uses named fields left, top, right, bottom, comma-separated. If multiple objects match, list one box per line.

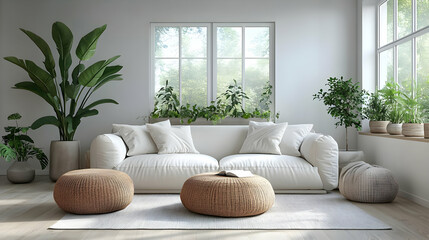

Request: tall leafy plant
left=313, top=76, right=366, bottom=151
left=402, top=93, right=423, bottom=123
left=4, top=22, right=122, bottom=141
left=378, top=82, right=405, bottom=123
left=363, top=92, right=388, bottom=121
left=219, top=79, right=251, bottom=118
left=0, top=113, right=48, bottom=169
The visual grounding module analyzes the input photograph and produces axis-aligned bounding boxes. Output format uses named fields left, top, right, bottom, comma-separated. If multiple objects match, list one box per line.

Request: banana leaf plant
left=4, top=22, right=122, bottom=141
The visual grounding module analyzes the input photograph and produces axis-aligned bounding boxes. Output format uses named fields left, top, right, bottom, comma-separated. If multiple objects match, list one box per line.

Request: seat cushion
left=114, top=154, right=219, bottom=191
left=219, top=154, right=323, bottom=190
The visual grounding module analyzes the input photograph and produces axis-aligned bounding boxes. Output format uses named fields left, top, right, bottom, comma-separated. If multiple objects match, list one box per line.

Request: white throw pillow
left=279, top=124, right=313, bottom=157
left=112, top=120, right=171, bottom=156
left=147, top=125, right=199, bottom=154
left=239, top=121, right=288, bottom=155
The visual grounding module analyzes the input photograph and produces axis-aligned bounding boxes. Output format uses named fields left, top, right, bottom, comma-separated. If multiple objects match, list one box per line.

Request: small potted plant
left=378, top=82, right=405, bottom=135
left=363, top=92, right=389, bottom=133
left=313, top=76, right=366, bottom=151
left=401, top=94, right=424, bottom=137
left=0, top=113, right=48, bottom=183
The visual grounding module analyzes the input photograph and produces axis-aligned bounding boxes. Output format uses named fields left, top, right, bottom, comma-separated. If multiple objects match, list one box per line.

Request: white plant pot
left=402, top=123, right=424, bottom=137
left=386, top=123, right=402, bottom=135
left=50, top=140, right=80, bottom=182
left=7, top=161, right=35, bottom=184
left=369, top=120, right=389, bottom=133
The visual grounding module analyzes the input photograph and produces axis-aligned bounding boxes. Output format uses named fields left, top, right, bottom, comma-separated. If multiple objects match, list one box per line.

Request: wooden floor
left=1, top=176, right=429, bottom=240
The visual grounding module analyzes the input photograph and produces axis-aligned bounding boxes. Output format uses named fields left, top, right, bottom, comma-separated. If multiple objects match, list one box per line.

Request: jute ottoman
left=54, top=169, right=134, bottom=214
left=339, top=161, right=398, bottom=203
left=180, top=173, right=275, bottom=217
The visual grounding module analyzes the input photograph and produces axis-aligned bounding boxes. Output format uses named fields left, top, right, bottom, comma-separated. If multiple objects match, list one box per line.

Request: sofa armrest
left=300, top=133, right=339, bottom=190
left=90, top=134, right=127, bottom=169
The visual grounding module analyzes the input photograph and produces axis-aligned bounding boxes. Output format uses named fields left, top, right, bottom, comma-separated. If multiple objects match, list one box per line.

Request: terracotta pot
left=402, top=123, right=424, bottom=137
left=50, top=141, right=80, bottom=182
left=369, top=120, right=389, bottom=133
left=7, top=161, right=35, bottom=184
left=386, top=123, right=402, bottom=135
left=424, top=123, right=429, bottom=139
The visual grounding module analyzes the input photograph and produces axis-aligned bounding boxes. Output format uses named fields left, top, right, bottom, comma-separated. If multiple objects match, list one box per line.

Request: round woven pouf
left=339, top=161, right=398, bottom=203
left=54, top=169, right=134, bottom=214
left=180, top=173, right=275, bottom=217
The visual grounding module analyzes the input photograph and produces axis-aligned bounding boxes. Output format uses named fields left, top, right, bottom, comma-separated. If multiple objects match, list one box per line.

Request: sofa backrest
left=189, top=125, right=248, bottom=160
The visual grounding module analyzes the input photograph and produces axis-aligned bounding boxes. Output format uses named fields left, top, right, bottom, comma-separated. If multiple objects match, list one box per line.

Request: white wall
left=0, top=0, right=358, bottom=174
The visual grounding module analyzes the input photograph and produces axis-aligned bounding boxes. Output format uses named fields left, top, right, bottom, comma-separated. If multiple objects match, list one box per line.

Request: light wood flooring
left=1, top=176, right=429, bottom=240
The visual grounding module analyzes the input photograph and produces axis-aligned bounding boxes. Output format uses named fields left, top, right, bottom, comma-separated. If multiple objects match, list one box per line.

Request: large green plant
left=378, top=82, right=405, bottom=123
left=0, top=113, right=48, bottom=169
left=402, top=93, right=423, bottom=123
left=313, top=76, right=366, bottom=151
left=363, top=92, right=388, bottom=121
left=4, top=22, right=122, bottom=141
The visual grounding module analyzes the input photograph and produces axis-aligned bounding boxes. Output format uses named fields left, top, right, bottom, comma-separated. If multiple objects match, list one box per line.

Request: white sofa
left=90, top=125, right=339, bottom=193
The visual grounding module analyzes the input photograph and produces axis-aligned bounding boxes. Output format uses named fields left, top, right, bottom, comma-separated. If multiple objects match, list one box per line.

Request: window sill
left=359, top=132, right=429, bottom=143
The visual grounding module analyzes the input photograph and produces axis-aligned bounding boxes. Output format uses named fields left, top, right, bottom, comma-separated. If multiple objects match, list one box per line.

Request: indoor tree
left=313, top=76, right=366, bottom=151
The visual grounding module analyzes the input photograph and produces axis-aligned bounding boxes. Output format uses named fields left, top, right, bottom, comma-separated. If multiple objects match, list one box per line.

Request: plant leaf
left=84, top=98, right=118, bottom=110
left=7, top=113, right=22, bottom=120
left=93, top=74, right=122, bottom=91
left=76, top=24, right=106, bottom=61
left=25, top=60, right=57, bottom=96
left=52, top=22, right=73, bottom=82
left=20, top=28, right=56, bottom=77
left=78, top=60, right=106, bottom=87
left=31, top=116, right=60, bottom=130
left=71, top=64, right=85, bottom=84
left=0, top=144, right=16, bottom=162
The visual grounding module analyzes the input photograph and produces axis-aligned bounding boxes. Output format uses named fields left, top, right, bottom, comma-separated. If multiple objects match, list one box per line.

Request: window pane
left=417, top=33, right=429, bottom=116
left=217, top=59, right=242, bottom=97
left=379, top=49, right=394, bottom=89
left=155, top=59, right=179, bottom=93
left=398, top=41, right=413, bottom=97
left=217, top=27, right=242, bottom=58
left=155, top=27, right=179, bottom=58
left=417, top=0, right=429, bottom=30
left=398, top=0, right=412, bottom=38
left=379, top=0, right=394, bottom=46
left=244, top=59, right=269, bottom=112
left=181, top=59, right=207, bottom=106
left=245, top=27, right=269, bottom=58
left=182, top=27, right=207, bottom=58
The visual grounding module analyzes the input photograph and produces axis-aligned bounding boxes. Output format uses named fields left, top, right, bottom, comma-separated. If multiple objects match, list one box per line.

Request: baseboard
left=398, top=190, right=429, bottom=208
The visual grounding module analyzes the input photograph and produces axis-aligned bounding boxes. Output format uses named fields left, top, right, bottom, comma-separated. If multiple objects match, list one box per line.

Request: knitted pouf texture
left=339, top=161, right=398, bottom=203
left=54, top=169, right=134, bottom=214
left=180, top=173, right=275, bottom=217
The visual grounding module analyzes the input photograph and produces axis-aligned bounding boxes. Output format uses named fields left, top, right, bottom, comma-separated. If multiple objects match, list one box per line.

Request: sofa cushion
left=239, top=121, right=288, bottom=155
left=279, top=124, right=313, bottom=157
left=114, top=154, right=218, bottom=191
left=219, top=154, right=323, bottom=190
left=147, top=125, right=199, bottom=154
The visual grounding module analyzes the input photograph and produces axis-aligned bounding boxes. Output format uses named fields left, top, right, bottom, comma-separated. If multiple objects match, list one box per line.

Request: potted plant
left=363, top=92, right=389, bottom=133
left=313, top=76, right=366, bottom=151
left=0, top=113, right=48, bottom=183
left=4, top=22, right=122, bottom=181
left=379, top=82, right=405, bottom=135
left=401, top=93, right=424, bottom=137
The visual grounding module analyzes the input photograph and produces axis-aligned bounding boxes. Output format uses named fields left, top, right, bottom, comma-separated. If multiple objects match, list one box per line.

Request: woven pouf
left=54, top=169, right=134, bottom=214
left=339, top=161, right=398, bottom=203
left=180, top=173, right=275, bottom=217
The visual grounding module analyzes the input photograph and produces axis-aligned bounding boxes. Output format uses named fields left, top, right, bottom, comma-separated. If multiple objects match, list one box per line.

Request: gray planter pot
left=50, top=140, right=80, bottom=182
left=387, top=123, right=402, bottom=135
left=369, top=120, right=389, bottom=133
left=7, top=161, right=35, bottom=184
left=402, top=123, right=424, bottom=137
left=149, top=117, right=268, bottom=125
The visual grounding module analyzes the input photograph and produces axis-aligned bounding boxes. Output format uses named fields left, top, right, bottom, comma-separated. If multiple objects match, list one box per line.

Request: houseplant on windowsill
left=378, top=82, right=405, bottom=135
left=363, top=92, right=389, bottom=133
left=4, top=22, right=123, bottom=181
left=313, top=76, right=366, bottom=151
left=401, top=93, right=424, bottom=137
left=0, top=113, right=48, bottom=183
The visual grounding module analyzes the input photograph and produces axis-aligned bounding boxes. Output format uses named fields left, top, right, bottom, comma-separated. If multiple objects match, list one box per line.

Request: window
left=151, top=23, right=274, bottom=110
left=378, top=0, right=429, bottom=107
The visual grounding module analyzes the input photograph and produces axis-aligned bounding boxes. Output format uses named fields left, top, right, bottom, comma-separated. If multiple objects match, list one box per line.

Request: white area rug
left=50, top=192, right=391, bottom=230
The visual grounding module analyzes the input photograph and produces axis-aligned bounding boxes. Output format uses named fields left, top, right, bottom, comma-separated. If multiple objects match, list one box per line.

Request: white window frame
left=150, top=22, right=275, bottom=111
left=377, top=0, right=429, bottom=95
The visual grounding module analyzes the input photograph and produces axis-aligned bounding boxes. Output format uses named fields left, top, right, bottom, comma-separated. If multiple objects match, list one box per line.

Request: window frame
left=377, top=0, right=429, bottom=95
left=150, top=22, right=275, bottom=111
